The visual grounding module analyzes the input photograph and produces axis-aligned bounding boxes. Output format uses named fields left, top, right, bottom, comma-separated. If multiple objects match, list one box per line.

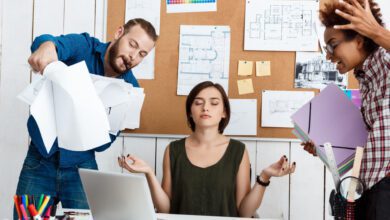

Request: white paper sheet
left=261, top=90, right=314, bottom=128
left=177, top=25, right=230, bottom=95
left=90, top=74, right=145, bottom=134
left=125, top=0, right=161, bottom=79
left=244, top=0, right=319, bottom=51
left=44, top=61, right=111, bottom=151
left=224, top=99, right=257, bottom=136
left=30, top=79, right=57, bottom=153
left=19, top=61, right=112, bottom=152
left=166, top=0, right=217, bottom=13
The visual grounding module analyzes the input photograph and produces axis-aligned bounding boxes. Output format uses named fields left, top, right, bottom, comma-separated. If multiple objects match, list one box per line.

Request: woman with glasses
left=303, top=0, right=389, bottom=219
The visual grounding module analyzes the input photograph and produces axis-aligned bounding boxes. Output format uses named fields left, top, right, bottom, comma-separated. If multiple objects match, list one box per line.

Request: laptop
left=79, top=168, right=157, bottom=220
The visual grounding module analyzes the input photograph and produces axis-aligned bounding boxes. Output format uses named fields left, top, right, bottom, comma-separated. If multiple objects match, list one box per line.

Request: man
left=304, top=0, right=389, bottom=219
left=15, top=18, right=158, bottom=213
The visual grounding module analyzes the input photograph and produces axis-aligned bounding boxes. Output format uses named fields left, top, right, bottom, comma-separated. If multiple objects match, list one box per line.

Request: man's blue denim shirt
left=28, top=33, right=139, bottom=167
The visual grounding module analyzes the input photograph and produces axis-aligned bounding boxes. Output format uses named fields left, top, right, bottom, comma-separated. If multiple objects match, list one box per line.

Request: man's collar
left=96, top=42, right=110, bottom=56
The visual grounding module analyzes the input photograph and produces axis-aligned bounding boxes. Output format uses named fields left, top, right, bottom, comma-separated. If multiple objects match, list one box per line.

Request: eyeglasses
left=323, top=40, right=344, bottom=55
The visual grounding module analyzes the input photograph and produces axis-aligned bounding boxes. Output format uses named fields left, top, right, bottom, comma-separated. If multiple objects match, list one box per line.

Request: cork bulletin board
left=107, top=0, right=358, bottom=138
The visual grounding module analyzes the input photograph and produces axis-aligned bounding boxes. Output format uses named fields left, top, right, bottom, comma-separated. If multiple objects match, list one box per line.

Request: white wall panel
left=290, top=142, right=324, bottom=220
left=0, top=0, right=33, bottom=218
left=123, top=137, right=156, bottom=175
left=94, top=0, right=107, bottom=41
left=33, top=0, right=64, bottom=38
left=96, top=137, right=124, bottom=173
left=256, top=141, right=290, bottom=219
left=156, top=138, right=178, bottom=182
left=240, top=140, right=257, bottom=186
left=64, top=0, right=95, bottom=35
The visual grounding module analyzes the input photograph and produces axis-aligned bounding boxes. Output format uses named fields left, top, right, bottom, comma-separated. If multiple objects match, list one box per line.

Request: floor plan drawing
left=261, top=90, right=314, bottom=128
left=177, top=25, right=230, bottom=95
left=245, top=0, right=318, bottom=51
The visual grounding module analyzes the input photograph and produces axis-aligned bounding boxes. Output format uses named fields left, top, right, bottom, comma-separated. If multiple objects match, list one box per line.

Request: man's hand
left=28, top=41, right=58, bottom=74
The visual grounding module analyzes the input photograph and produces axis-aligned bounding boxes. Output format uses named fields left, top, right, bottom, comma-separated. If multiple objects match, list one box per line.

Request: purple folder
left=291, top=84, right=368, bottom=175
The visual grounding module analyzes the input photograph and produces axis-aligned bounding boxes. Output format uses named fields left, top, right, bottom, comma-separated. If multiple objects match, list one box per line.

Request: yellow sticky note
left=237, top=78, right=254, bottom=95
left=256, top=61, right=271, bottom=76
left=238, top=60, right=253, bottom=76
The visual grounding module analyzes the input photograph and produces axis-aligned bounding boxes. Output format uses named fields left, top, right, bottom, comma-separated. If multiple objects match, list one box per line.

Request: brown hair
left=123, top=18, right=158, bottom=42
left=186, top=81, right=230, bottom=134
left=320, top=0, right=384, bottom=54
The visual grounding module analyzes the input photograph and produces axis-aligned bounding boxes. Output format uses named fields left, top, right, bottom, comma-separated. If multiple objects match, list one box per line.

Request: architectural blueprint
left=245, top=0, right=318, bottom=51
left=177, top=25, right=230, bottom=95
left=125, top=0, right=161, bottom=79
left=261, top=90, right=314, bottom=128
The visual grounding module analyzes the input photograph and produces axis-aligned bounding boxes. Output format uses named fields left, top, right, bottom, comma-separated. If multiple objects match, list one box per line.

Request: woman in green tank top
left=118, top=81, right=296, bottom=217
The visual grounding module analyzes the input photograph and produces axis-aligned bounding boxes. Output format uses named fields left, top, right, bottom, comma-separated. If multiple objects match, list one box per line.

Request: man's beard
left=108, top=38, right=132, bottom=75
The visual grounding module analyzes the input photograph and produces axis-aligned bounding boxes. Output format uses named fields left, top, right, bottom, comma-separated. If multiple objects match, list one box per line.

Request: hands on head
left=334, top=0, right=383, bottom=39
left=118, top=154, right=153, bottom=175
left=261, top=155, right=296, bottom=181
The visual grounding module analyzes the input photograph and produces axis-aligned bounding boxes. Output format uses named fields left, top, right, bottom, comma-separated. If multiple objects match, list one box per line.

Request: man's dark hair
left=123, top=18, right=158, bottom=42
left=185, top=81, right=230, bottom=134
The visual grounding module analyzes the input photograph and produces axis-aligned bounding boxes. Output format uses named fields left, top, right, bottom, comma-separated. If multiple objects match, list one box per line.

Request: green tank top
left=169, top=138, right=245, bottom=217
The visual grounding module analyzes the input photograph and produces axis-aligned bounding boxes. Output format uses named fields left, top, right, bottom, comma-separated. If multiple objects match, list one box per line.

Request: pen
left=13, top=195, right=22, bottom=220
left=19, top=204, right=28, bottom=220
left=38, top=194, right=44, bottom=210
left=24, top=195, right=29, bottom=208
left=38, top=195, right=50, bottom=216
left=28, top=204, right=42, bottom=220
left=43, top=206, right=51, bottom=220
left=49, top=198, right=59, bottom=220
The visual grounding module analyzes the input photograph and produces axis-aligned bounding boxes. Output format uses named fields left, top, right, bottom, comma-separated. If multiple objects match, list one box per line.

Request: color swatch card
left=256, top=61, right=271, bottom=76
left=237, top=78, right=254, bottom=95
left=343, top=89, right=361, bottom=109
left=167, top=0, right=217, bottom=13
left=238, top=60, right=253, bottom=76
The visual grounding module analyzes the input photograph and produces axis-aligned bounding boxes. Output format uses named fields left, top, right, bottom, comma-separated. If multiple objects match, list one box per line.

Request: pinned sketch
left=166, top=0, right=217, bottom=13
left=316, top=18, right=327, bottom=55
left=261, top=90, right=314, bottom=128
left=177, top=25, right=230, bottom=95
left=245, top=0, right=319, bottom=51
left=224, top=99, right=257, bottom=135
left=295, top=52, right=348, bottom=90
left=125, top=0, right=161, bottom=79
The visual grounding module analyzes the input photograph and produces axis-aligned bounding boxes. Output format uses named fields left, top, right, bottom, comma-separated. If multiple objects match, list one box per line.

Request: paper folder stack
left=291, top=84, right=367, bottom=176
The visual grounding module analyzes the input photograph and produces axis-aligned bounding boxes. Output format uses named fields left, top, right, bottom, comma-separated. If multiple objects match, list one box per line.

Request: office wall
left=0, top=0, right=107, bottom=218
left=0, top=0, right=388, bottom=219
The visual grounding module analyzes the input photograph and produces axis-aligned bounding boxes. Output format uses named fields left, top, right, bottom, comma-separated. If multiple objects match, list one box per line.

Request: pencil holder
left=329, top=176, right=366, bottom=220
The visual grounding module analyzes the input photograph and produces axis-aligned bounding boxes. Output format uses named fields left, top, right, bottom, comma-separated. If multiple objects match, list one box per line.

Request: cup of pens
left=330, top=176, right=366, bottom=220
left=14, top=194, right=59, bottom=220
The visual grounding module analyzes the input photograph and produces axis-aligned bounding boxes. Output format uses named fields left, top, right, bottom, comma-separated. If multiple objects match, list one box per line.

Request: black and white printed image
left=294, top=52, right=348, bottom=89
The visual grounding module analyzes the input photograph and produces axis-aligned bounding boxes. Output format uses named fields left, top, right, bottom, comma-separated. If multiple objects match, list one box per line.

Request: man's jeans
left=14, top=145, right=97, bottom=220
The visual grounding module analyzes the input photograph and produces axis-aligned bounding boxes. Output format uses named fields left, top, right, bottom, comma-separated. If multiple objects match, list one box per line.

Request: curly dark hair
left=320, top=0, right=384, bottom=54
